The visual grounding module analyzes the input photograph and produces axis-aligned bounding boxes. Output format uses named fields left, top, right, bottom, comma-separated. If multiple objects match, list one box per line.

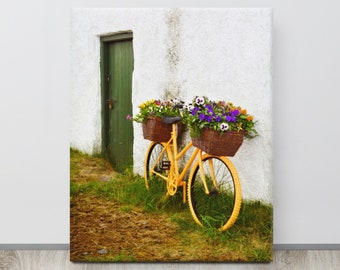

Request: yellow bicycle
left=144, top=116, right=242, bottom=231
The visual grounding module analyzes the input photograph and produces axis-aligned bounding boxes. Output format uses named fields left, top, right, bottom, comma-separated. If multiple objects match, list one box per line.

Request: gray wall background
left=0, top=0, right=339, bottom=246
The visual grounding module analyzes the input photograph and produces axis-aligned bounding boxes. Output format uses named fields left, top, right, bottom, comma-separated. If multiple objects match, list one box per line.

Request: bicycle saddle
left=162, top=116, right=182, bottom=124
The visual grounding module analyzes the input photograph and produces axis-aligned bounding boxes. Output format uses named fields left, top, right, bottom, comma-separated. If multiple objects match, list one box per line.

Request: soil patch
left=70, top=194, right=192, bottom=262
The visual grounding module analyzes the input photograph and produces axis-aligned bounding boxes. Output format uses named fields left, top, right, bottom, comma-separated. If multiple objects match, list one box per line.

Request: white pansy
left=195, top=96, right=205, bottom=105
left=220, top=122, right=229, bottom=131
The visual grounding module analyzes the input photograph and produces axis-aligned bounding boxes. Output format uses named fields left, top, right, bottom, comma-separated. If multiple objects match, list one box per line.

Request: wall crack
left=164, top=8, right=182, bottom=99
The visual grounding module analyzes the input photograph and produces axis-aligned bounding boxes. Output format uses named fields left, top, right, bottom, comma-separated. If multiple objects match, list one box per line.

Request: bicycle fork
left=198, top=153, right=220, bottom=195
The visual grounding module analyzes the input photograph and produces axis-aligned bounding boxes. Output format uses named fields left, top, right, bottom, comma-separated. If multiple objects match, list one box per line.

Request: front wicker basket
left=142, top=117, right=182, bottom=142
left=192, top=128, right=244, bottom=156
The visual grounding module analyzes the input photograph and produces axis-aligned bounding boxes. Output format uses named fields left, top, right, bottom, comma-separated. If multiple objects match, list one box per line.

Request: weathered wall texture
left=70, top=8, right=272, bottom=202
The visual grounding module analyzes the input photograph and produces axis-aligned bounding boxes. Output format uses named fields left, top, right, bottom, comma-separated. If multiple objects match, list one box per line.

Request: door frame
left=100, top=31, right=133, bottom=157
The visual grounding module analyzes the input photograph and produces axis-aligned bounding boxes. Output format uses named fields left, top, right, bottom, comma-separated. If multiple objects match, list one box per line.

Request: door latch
left=107, top=99, right=114, bottom=110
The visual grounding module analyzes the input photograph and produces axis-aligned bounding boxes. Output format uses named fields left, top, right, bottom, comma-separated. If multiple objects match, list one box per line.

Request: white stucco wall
left=71, top=8, right=272, bottom=203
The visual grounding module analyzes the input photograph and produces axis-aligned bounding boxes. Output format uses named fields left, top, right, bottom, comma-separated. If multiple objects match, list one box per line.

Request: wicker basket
left=142, top=117, right=182, bottom=142
left=192, top=128, right=244, bottom=156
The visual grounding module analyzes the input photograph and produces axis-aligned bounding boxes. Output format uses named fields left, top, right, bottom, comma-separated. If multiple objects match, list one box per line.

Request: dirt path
left=70, top=151, right=194, bottom=261
left=70, top=193, right=194, bottom=262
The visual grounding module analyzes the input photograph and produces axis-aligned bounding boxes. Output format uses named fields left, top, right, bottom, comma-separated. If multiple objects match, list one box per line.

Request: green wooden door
left=101, top=33, right=134, bottom=172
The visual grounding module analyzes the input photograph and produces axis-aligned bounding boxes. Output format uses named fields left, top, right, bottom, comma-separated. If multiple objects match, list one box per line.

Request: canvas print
left=70, top=8, right=273, bottom=262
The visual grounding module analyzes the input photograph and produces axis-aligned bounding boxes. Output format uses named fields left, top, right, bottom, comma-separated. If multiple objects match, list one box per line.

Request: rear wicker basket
left=192, top=128, right=244, bottom=156
left=142, top=117, right=182, bottom=142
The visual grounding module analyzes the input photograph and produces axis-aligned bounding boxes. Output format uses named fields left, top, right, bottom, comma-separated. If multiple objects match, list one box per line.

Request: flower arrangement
left=127, top=96, right=257, bottom=150
left=182, top=96, right=257, bottom=139
left=127, top=98, right=185, bottom=142
left=127, top=98, right=184, bottom=123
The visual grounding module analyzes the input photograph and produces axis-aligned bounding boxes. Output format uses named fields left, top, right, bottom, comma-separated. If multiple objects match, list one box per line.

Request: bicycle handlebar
left=162, top=116, right=182, bottom=124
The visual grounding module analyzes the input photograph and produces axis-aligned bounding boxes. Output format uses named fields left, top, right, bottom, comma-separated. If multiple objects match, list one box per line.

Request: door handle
left=107, top=99, right=116, bottom=109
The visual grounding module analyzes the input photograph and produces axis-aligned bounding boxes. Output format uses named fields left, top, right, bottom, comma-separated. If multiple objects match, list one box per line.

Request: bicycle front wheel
left=187, top=155, right=242, bottom=232
left=144, top=142, right=172, bottom=194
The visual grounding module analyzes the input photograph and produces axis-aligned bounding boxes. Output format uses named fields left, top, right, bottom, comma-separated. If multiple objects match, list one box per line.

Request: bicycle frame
left=147, top=122, right=204, bottom=203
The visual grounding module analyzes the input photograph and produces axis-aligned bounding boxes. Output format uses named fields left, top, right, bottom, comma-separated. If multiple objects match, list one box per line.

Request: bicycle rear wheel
left=187, top=155, right=242, bottom=232
left=144, top=142, right=172, bottom=194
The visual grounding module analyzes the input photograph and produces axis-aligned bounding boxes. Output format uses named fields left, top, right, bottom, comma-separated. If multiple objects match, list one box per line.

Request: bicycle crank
left=167, top=173, right=177, bottom=196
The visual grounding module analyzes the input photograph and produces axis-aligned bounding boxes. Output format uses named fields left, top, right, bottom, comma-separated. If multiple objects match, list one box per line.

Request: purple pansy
left=191, top=107, right=200, bottom=116
left=206, top=115, right=213, bottom=122
left=205, top=104, right=214, bottom=114
left=231, top=109, right=240, bottom=116
left=199, top=113, right=206, bottom=121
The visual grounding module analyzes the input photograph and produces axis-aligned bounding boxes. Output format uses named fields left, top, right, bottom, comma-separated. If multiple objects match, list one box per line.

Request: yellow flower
left=139, top=99, right=155, bottom=108
left=247, top=115, right=253, bottom=121
left=145, top=99, right=154, bottom=107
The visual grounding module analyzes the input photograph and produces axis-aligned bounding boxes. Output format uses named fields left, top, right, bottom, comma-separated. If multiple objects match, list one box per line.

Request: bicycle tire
left=144, top=142, right=172, bottom=194
left=187, top=155, right=242, bottom=232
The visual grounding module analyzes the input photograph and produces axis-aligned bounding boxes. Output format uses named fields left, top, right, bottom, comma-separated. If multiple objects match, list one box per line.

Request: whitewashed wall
left=71, top=8, right=272, bottom=202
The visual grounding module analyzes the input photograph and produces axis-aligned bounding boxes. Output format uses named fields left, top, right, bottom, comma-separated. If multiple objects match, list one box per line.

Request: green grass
left=70, top=148, right=273, bottom=262
left=81, top=251, right=136, bottom=262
